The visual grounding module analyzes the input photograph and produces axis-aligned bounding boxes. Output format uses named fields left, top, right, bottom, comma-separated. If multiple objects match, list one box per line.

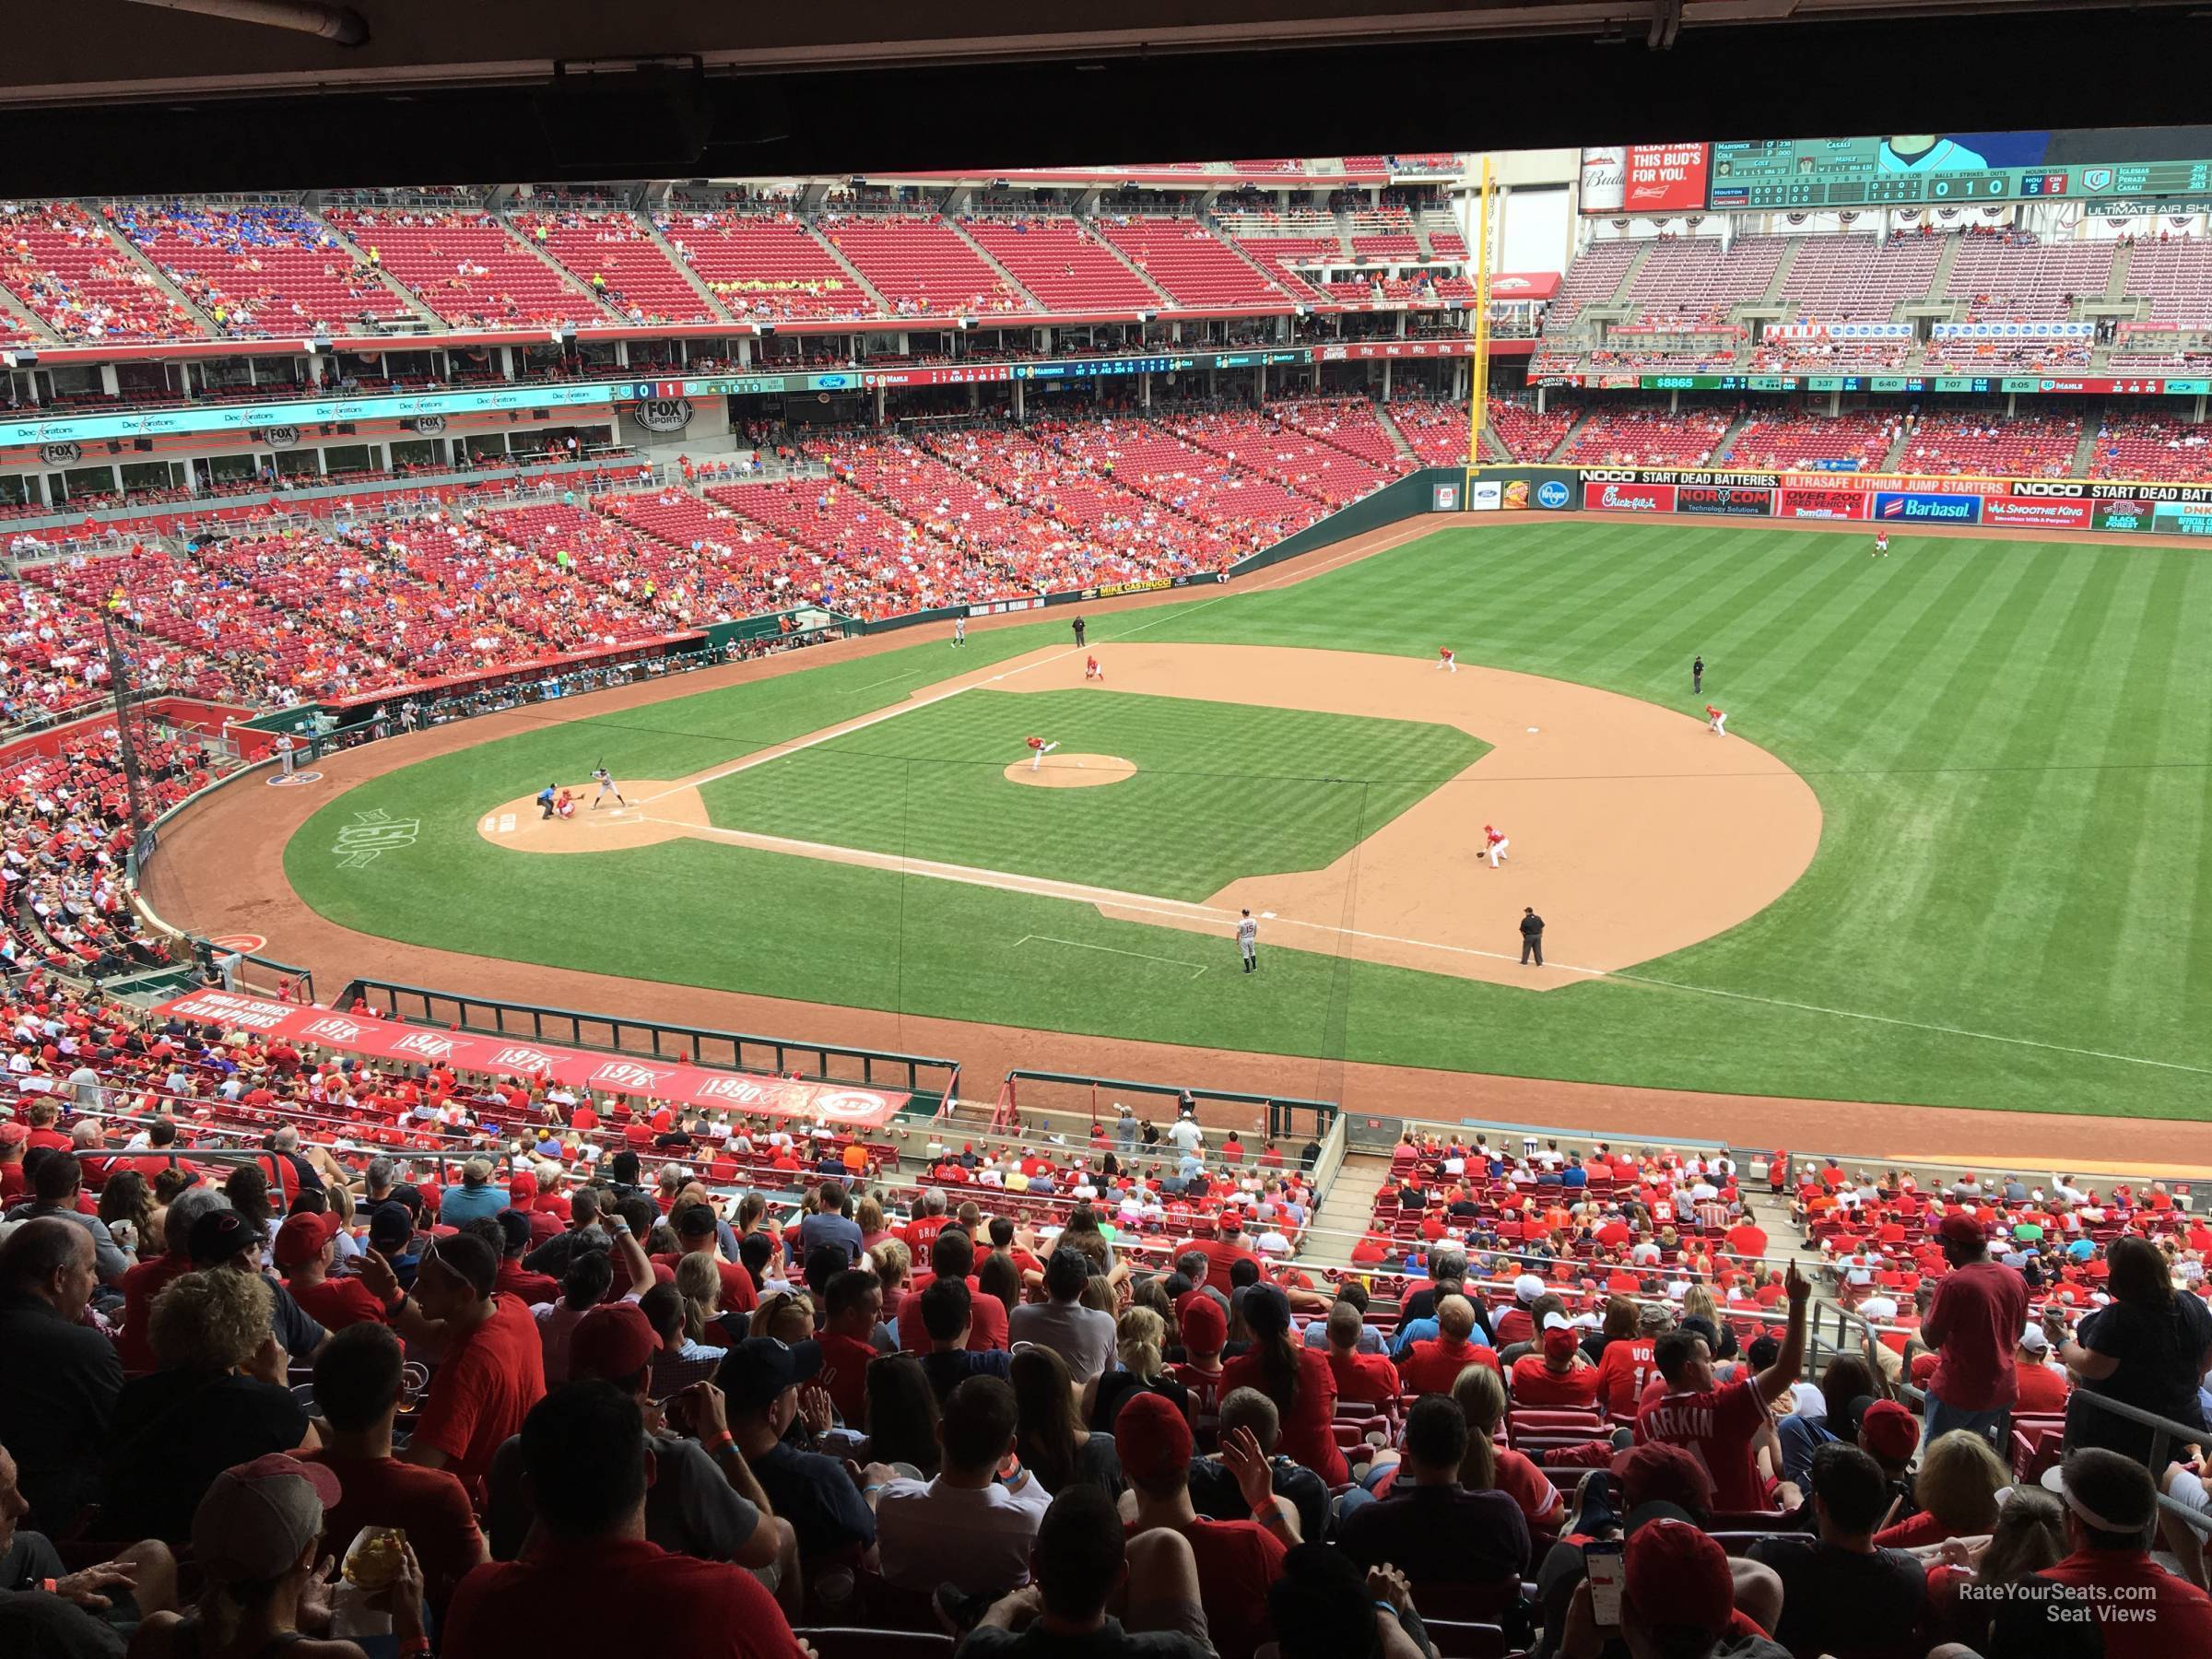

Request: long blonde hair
left=1913, top=1430, right=2011, bottom=1535
left=1117, top=1305, right=1166, bottom=1382
left=676, top=1251, right=722, bottom=1342
left=1453, top=1361, right=1506, bottom=1491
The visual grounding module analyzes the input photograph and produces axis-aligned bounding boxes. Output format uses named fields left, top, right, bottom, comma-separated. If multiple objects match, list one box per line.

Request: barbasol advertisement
left=1874, top=490, right=1983, bottom=525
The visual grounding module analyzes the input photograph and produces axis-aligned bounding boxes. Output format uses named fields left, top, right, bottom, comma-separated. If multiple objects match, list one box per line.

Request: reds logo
left=591, top=1060, right=670, bottom=1091
left=390, top=1031, right=456, bottom=1060
left=815, top=1088, right=889, bottom=1123
left=488, top=1046, right=559, bottom=1074
left=300, top=1017, right=366, bottom=1044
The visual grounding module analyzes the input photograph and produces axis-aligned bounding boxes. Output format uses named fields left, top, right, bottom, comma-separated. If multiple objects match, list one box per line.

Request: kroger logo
left=591, top=1060, right=671, bottom=1091
left=1536, top=480, right=1571, bottom=509
left=300, top=1017, right=365, bottom=1044
left=488, top=1046, right=559, bottom=1074
left=391, top=1031, right=456, bottom=1060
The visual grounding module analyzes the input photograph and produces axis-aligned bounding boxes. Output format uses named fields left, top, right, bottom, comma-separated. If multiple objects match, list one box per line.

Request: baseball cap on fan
left=192, top=1454, right=343, bottom=1583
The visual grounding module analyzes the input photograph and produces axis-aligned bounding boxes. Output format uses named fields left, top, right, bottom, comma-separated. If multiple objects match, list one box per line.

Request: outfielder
left=1437, top=647, right=1458, bottom=673
left=591, top=766, right=628, bottom=808
left=1484, top=823, right=1510, bottom=868
left=1026, top=735, right=1060, bottom=772
left=952, top=615, right=967, bottom=647
left=1237, top=909, right=1259, bottom=972
left=1873, top=530, right=1890, bottom=558
left=1706, top=704, right=1728, bottom=736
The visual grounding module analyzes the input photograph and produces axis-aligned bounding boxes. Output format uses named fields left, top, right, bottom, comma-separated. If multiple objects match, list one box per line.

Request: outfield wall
left=1466, top=462, right=2212, bottom=535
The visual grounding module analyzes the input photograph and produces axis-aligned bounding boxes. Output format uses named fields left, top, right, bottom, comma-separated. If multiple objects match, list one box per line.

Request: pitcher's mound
left=1003, top=753, right=1137, bottom=789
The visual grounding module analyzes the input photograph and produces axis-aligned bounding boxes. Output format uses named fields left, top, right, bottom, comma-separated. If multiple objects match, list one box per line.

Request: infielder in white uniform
left=1705, top=705, right=1728, bottom=737
left=1484, top=823, right=1510, bottom=868
left=953, top=616, right=967, bottom=646
left=1237, top=909, right=1259, bottom=971
left=591, top=767, right=629, bottom=808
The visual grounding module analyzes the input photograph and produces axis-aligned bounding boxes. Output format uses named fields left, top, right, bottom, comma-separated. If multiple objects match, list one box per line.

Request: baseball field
left=265, top=516, right=2212, bottom=1124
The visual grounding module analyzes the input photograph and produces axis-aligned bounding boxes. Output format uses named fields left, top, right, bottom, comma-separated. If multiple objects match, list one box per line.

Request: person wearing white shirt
left=1166, top=1115, right=1204, bottom=1154
left=875, top=1374, right=1048, bottom=1595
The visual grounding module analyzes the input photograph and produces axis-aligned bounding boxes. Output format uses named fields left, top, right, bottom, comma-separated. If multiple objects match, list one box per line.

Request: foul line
left=1016, top=935, right=1210, bottom=978
left=636, top=520, right=1434, bottom=808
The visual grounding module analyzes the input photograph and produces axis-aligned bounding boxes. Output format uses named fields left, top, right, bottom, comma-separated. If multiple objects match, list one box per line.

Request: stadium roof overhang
left=1, top=1, right=2197, bottom=193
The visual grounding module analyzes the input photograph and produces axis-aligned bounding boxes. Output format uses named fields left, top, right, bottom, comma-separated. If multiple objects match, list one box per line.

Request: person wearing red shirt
left=1595, top=1305, right=1670, bottom=1418
left=1635, top=1260, right=1809, bottom=1512
left=1116, top=1392, right=1290, bottom=1659
left=301, top=1322, right=487, bottom=1614
left=441, top=1382, right=804, bottom=1659
left=275, top=1208, right=386, bottom=1332
left=816, top=1266, right=884, bottom=1427
left=1921, top=1212, right=2030, bottom=1445
left=655, top=1204, right=757, bottom=1314
left=490, top=1212, right=561, bottom=1306
left=359, top=1230, right=546, bottom=1504
left=2011, top=1329, right=2070, bottom=1413
left=0, top=1122, right=30, bottom=1204
left=1323, top=1300, right=1402, bottom=1409
left=1348, top=1232, right=1388, bottom=1266
left=1181, top=1215, right=1268, bottom=1292
left=1509, top=1317, right=1603, bottom=1409
left=1221, top=1287, right=1347, bottom=1487
left=1395, top=1295, right=1502, bottom=1399
left=1993, top=1450, right=2212, bottom=1658
left=895, top=1229, right=1008, bottom=1353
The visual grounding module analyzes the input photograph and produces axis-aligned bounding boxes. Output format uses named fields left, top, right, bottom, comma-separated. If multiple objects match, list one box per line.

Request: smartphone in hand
left=1584, top=1539, right=1626, bottom=1629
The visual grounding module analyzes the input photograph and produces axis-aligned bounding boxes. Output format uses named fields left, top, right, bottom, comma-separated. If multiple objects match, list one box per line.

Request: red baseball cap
left=1115, top=1391, right=1194, bottom=1489
left=271, top=1210, right=343, bottom=1271
left=1937, top=1213, right=1990, bottom=1247
left=1179, top=1295, right=1228, bottom=1355
left=570, top=1301, right=663, bottom=1384
left=1626, top=1518, right=1733, bottom=1633
left=1613, top=1441, right=1715, bottom=1513
left=1859, top=1399, right=1921, bottom=1464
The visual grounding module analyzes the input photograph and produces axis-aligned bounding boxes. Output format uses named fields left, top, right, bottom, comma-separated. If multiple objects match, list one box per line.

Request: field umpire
left=1519, top=907, right=1545, bottom=967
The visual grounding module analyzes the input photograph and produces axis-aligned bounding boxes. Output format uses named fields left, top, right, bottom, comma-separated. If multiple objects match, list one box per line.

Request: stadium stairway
left=1080, top=215, right=1179, bottom=307
left=1756, top=237, right=1803, bottom=307
left=87, top=202, right=221, bottom=337
left=1710, top=408, right=1759, bottom=466
left=0, top=280, right=54, bottom=344
left=313, top=211, right=474, bottom=331
left=1543, top=408, right=1593, bottom=463
left=947, top=222, right=1045, bottom=310
left=1209, top=218, right=1297, bottom=301
left=806, top=221, right=892, bottom=312
left=507, top=218, right=625, bottom=323
left=1926, top=232, right=1967, bottom=308
left=2070, top=422, right=2102, bottom=477
left=1373, top=404, right=1420, bottom=464
left=1301, top=1156, right=1391, bottom=1268
left=1880, top=421, right=1914, bottom=472
left=644, top=214, right=743, bottom=323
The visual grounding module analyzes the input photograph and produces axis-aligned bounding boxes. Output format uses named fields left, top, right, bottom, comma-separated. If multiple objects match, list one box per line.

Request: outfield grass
left=700, top=688, right=1486, bottom=900
left=285, top=521, right=2212, bottom=1120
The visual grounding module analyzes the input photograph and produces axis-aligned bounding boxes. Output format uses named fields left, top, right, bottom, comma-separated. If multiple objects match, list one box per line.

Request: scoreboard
left=1706, top=137, right=2212, bottom=209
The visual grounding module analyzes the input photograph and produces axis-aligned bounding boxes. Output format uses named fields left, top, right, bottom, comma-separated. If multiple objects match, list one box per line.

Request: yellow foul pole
left=1465, top=154, right=1495, bottom=468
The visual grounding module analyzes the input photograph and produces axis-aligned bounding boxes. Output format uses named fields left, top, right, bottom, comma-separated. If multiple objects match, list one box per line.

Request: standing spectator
left=1222, top=1286, right=1347, bottom=1486
left=129, top=1455, right=425, bottom=1659
left=1117, top=1392, right=1291, bottom=1659
left=2059, top=1234, right=2212, bottom=1469
left=1920, top=1211, right=2030, bottom=1446
left=441, top=1382, right=804, bottom=1659
left=1337, top=1395, right=1530, bottom=1591
left=358, top=1232, right=544, bottom=1501
left=876, top=1376, right=1046, bottom=1595
left=300, top=1324, right=486, bottom=1615
left=1008, top=1249, right=1117, bottom=1384
left=0, top=1219, right=118, bottom=1533
left=1749, top=1444, right=1926, bottom=1653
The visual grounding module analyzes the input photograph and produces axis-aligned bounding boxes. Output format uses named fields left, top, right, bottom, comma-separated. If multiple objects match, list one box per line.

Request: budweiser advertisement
left=152, top=990, right=909, bottom=1129
left=1622, top=144, right=1712, bottom=214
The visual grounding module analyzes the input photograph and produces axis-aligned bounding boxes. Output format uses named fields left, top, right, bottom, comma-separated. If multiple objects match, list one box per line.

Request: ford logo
left=1536, top=480, right=1571, bottom=509
left=816, top=373, right=848, bottom=389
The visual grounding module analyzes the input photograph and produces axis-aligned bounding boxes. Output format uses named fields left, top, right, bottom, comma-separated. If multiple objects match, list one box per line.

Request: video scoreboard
left=1707, top=138, right=2212, bottom=209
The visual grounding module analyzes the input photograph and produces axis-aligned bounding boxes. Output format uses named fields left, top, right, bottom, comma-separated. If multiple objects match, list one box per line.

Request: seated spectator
left=7, top=1145, right=133, bottom=1285
left=100, top=1269, right=314, bottom=1546
left=1558, top=1516, right=1788, bottom=1659
left=1876, top=1427, right=2006, bottom=1548
left=1394, top=1293, right=1500, bottom=1398
left=658, top=1203, right=757, bottom=1314
left=130, top=1454, right=424, bottom=1659
left=896, top=1227, right=1008, bottom=1354
left=1924, top=1482, right=2068, bottom=1649
left=359, top=1232, right=544, bottom=1501
left=272, top=1209, right=382, bottom=1333
left=488, top=1212, right=559, bottom=1306
left=1118, top=1391, right=1291, bottom=1659
left=1775, top=1355, right=1876, bottom=1492
left=1012, top=1344, right=1124, bottom=1497
left=1453, top=1362, right=1565, bottom=1530
left=300, top=1324, right=486, bottom=1615
left=0, top=1218, right=119, bottom=1533
left=437, top=1157, right=507, bottom=1226
left=918, top=1277, right=1013, bottom=1403
left=1510, top=1313, right=1603, bottom=1409
left=961, top=1484, right=1212, bottom=1658
left=1221, top=1286, right=1346, bottom=1487
left=877, top=1375, right=1045, bottom=1594
left=1009, top=1248, right=1118, bottom=1383
left=861, top=1352, right=941, bottom=1477
left=1337, top=1395, right=1530, bottom=1590
left=0, top=1439, right=178, bottom=1644
left=1996, top=1449, right=2212, bottom=1655
left=1748, top=1443, right=1926, bottom=1653
left=1637, top=1261, right=1808, bottom=1512
left=1303, top=1283, right=1385, bottom=1355
left=1091, top=1307, right=1190, bottom=1433
left=2012, top=1324, right=2070, bottom=1414
left=187, top=1207, right=326, bottom=1365
left=815, top=1266, right=883, bottom=1423
left=721, top=1335, right=878, bottom=1566
left=1265, top=1543, right=1432, bottom=1659
left=1324, top=1299, right=1403, bottom=1409
left=1186, top=1386, right=1329, bottom=1545
left=1594, top=1300, right=1671, bottom=1418
left=116, top=1184, right=229, bottom=1373
left=441, top=1382, right=803, bottom=1658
